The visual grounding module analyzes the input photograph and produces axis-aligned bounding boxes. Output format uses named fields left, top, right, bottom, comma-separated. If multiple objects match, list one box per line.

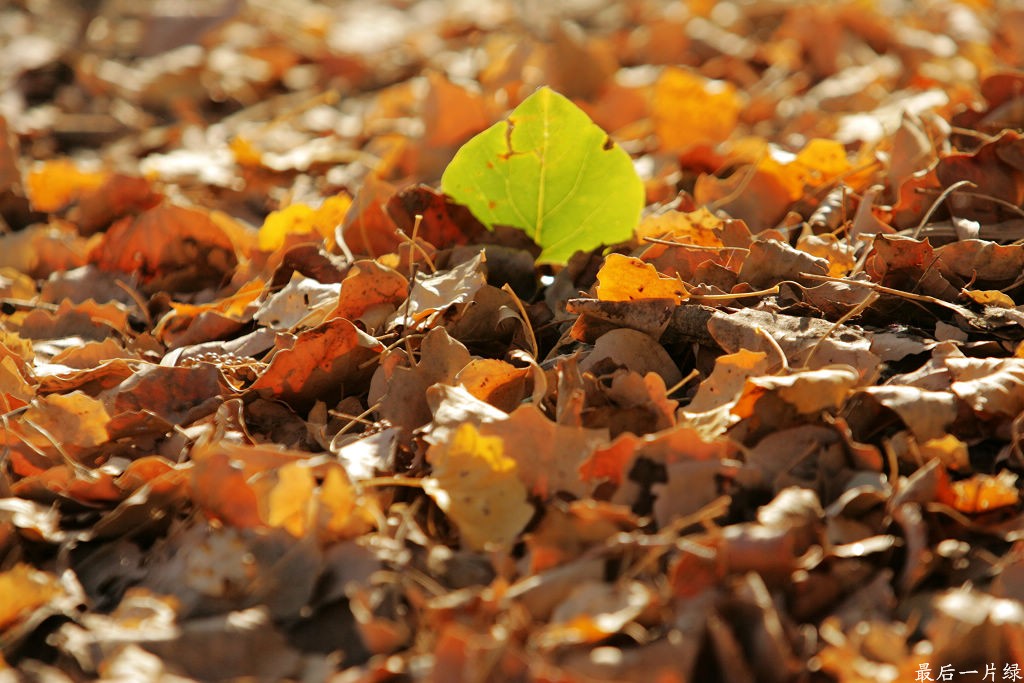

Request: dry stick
left=1010, top=413, right=1024, bottom=470
left=115, top=279, right=152, bottom=329
left=22, top=418, right=87, bottom=474
left=0, top=298, right=58, bottom=312
left=911, top=179, right=976, bottom=239
left=394, top=214, right=437, bottom=273
left=755, top=324, right=790, bottom=372
left=687, top=285, right=780, bottom=301
left=326, top=410, right=376, bottom=427
left=331, top=401, right=382, bottom=441
left=947, top=189, right=1024, bottom=220
left=799, top=272, right=974, bottom=318
left=360, top=475, right=425, bottom=489
left=665, top=367, right=701, bottom=397
left=642, top=236, right=751, bottom=254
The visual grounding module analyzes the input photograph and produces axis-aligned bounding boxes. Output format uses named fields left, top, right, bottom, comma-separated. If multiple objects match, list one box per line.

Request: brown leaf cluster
left=2, top=0, right=1024, bottom=680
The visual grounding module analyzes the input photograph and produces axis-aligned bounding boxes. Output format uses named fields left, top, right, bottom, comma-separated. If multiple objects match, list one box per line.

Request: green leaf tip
left=441, top=87, right=645, bottom=264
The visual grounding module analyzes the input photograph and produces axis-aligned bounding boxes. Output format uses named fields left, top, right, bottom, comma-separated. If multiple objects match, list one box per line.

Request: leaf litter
left=2, top=0, right=1024, bottom=680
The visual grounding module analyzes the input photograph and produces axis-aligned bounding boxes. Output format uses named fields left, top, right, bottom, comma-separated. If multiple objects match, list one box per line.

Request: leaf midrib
left=535, top=92, right=548, bottom=242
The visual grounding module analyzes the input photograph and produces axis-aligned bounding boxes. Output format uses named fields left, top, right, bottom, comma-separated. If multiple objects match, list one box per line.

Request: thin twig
left=0, top=298, right=58, bottom=312
left=911, top=180, right=976, bottom=239
left=802, top=290, right=879, bottom=369
left=641, top=236, right=750, bottom=253
left=755, top=325, right=789, bottom=372
left=331, top=401, right=382, bottom=441
left=501, top=283, right=539, bottom=359
left=115, top=279, right=152, bottom=329
left=799, top=272, right=973, bottom=317
left=687, top=285, right=780, bottom=301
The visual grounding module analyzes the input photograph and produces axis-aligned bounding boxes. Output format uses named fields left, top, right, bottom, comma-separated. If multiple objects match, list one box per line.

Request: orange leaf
left=317, top=463, right=376, bottom=542
left=422, top=71, right=491, bottom=147
left=91, top=203, right=239, bottom=291
left=341, top=173, right=401, bottom=258
left=938, top=472, right=1019, bottom=514
left=190, top=450, right=263, bottom=529
left=250, top=317, right=384, bottom=408
left=22, top=391, right=110, bottom=460
left=331, top=259, right=409, bottom=323
left=456, top=358, right=531, bottom=413
left=253, top=462, right=316, bottom=538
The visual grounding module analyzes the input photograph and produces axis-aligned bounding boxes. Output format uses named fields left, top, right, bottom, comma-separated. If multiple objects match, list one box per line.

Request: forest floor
left=2, top=0, right=1024, bottom=681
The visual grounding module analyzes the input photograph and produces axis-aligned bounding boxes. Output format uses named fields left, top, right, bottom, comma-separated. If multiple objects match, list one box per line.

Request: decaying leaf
left=5, top=1, right=1024, bottom=679
left=424, top=423, right=534, bottom=550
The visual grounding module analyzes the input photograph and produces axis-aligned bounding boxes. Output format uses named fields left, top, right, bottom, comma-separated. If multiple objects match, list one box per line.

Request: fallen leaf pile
left=2, top=0, right=1024, bottom=680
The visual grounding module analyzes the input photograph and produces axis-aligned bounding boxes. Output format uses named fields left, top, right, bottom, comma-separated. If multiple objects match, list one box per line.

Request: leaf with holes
left=441, top=87, right=643, bottom=264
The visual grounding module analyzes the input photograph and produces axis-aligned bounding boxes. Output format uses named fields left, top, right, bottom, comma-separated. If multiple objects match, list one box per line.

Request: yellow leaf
left=964, top=289, right=1015, bottom=308
left=229, top=136, right=263, bottom=166
left=258, top=193, right=353, bottom=251
left=23, top=391, right=110, bottom=458
left=318, top=464, right=375, bottom=541
left=266, top=462, right=316, bottom=537
left=635, top=206, right=726, bottom=246
left=0, top=564, right=63, bottom=630
left=596, top=253, right=688, bottom=303
left=653, top=67, right=741, bottom=150
left=424, top=423, right=533, bottom=550
left=940, top=471, right=1019, bottom=513
left=26, top=159, right=109, bottom=213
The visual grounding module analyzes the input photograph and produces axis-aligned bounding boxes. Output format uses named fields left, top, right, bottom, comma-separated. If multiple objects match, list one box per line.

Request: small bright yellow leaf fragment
left=424, top=423, right=533, bottom=551
left=25, top=159, right=110, bottom=213
left=725, top=137, right=854, bottom=201
left=964, top=289, right=1016, bottom=308
left=653, top=67, right=741, bottom=151
left=265, top=462, right=316, bottom=538
left=0, top=564, right=63, bottom=630
left=595, top=253, right=688, bottom=303
left=258, top=193, right=353, bottom=251
left=229, top=136, right=263, bottom=166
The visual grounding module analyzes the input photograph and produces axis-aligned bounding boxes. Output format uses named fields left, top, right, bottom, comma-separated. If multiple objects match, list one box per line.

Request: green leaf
left=440, top=87, right=644, bottom=264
